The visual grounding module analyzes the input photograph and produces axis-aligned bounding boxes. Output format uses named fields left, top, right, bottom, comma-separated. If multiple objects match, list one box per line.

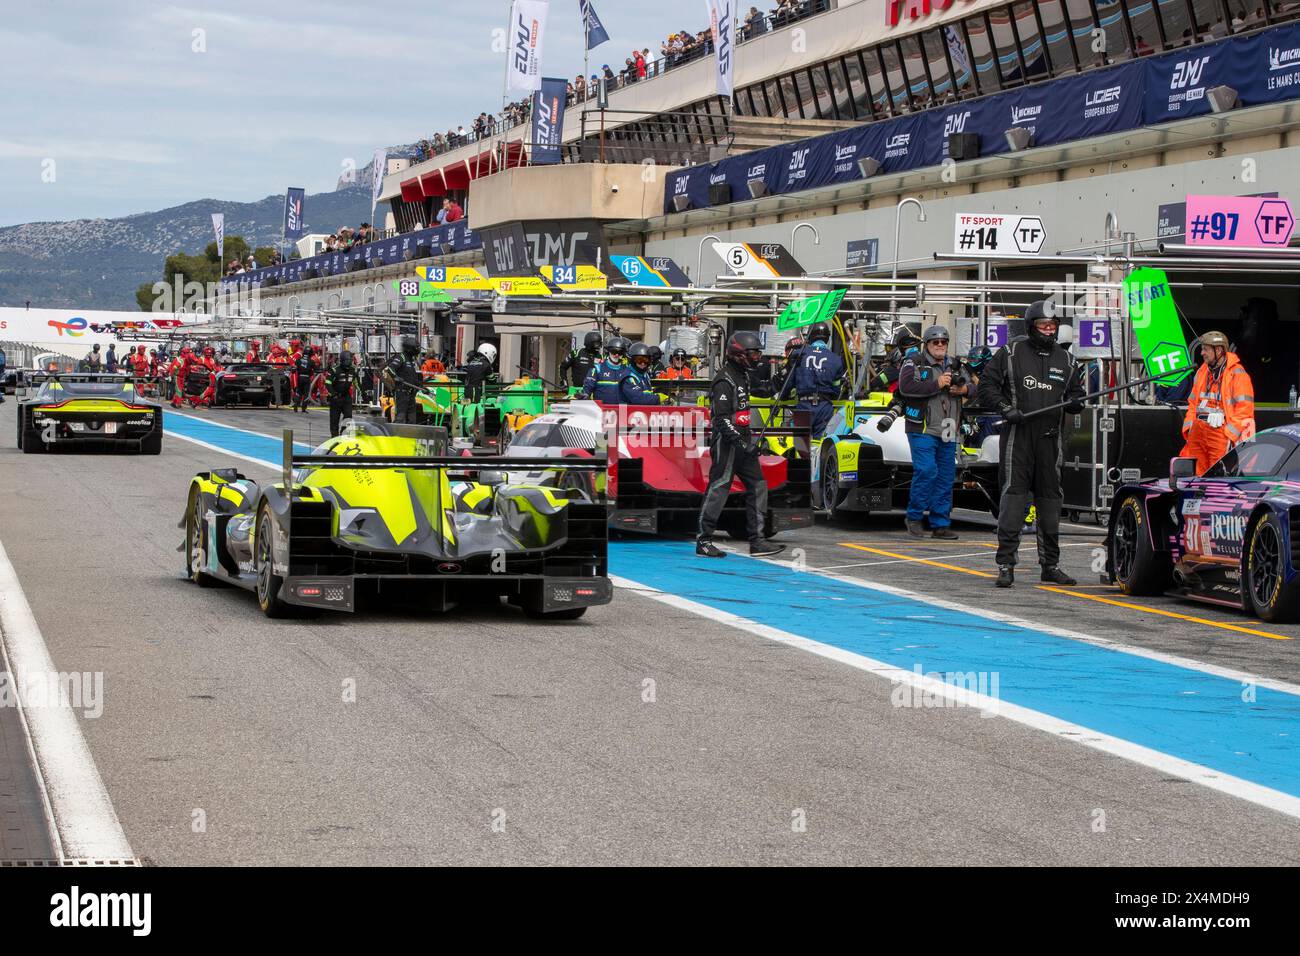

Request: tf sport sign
left=953, top=213, right=1046, bottom=255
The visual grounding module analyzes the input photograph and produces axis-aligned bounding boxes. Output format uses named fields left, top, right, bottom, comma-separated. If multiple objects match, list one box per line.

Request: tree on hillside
left=136, top=235, right=253, bottom=311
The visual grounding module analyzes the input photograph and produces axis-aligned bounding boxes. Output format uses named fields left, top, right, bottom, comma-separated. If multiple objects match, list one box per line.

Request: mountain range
left=0, top=149, right=411, bottom=312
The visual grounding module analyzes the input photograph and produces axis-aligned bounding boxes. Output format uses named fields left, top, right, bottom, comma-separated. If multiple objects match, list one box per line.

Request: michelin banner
left=663, top=21, right=1300, bottom=213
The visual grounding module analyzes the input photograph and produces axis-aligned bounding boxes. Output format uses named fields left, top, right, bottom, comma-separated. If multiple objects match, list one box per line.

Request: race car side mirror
left=1169, top=456, right=1197, bottom=490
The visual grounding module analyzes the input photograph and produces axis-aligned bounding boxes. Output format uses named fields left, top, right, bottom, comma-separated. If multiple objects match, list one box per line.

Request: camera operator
left=897, top=326, right=968, bottom=539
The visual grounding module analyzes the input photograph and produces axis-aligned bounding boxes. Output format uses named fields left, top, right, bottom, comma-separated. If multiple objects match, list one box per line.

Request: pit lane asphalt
left=1, top=400, right=1298, bottom=865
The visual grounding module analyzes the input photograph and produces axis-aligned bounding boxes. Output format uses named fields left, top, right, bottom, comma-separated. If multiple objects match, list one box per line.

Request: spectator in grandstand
left=227, top=260, right=243, bottom=275
left=575, top=74, right=587, bottom=101
left=1210, top=15, right=1230, bottom=37
left=642, top=48, right=654, bottom=77
left=456, top=124, right=467, bottom=143
left=1232, top=8, right=1247, bottom=29
left=444, top=199, right=464, bottom=223
left=635, top=49, right=647, bottom=79
left=602, top=63, right=616, bottom=84
left=1135, top=35, right=1154, bottom=55
left=744, top=6, right=763, bottom=37
left=245, top=254, right=257, bottom=271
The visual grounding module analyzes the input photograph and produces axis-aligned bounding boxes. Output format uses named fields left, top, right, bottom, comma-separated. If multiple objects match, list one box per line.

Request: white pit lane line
left=0, top=537, right=135, bottom=862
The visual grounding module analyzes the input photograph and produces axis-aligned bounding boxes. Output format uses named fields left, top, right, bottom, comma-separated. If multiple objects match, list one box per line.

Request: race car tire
left=141, top=432, right=162, bottom=455
left=1246, top=511, right=1300, bottom=623
left=820, top=448, right=841, bottom=518
left=254, top=504, right=291, bottom=617
left=185, top=490, right=221, bottom=588
left=1109, top=495, right=1171, bottom=596
left=523, top=605, right=587, bottom=621
left=20, top=427, right=45, bottom=453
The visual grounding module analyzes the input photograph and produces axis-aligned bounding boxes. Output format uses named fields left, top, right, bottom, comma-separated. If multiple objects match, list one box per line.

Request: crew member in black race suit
left=977, top=300, right=1087, bottom=588
left=696, top=331, right=787, bottom=559
left=325, top=350, right=361, bottom=437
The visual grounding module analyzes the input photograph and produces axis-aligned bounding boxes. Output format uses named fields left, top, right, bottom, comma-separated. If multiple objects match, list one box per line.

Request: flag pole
left=583, top=1, right=589, bottom=107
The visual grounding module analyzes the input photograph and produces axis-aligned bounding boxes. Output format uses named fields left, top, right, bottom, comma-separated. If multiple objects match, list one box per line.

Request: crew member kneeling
left=978, top=301, right=1085, bottom=588
left=1180, top=331, right=1255, bottom=475
left=898, top=326, right=967, bottom=539
left=697, top=332, right=785, bottom=559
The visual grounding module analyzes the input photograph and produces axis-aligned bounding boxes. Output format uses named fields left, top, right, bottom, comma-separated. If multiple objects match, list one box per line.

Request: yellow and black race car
left=16, top=372, right=162, bottom=454
left=182, top=421, right=611, bottom=619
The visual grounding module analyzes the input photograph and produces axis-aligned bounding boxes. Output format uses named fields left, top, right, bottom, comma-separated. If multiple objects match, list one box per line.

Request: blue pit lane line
left=161, top=415, right=1300, bottom=804
left=163, top=411, right=313, bottom=462
left=609, top=540, right=1300, bottom=801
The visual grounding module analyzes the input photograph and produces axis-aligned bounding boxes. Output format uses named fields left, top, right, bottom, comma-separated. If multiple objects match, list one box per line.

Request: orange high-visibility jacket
left=1182, top=351, right=1255, bottom=445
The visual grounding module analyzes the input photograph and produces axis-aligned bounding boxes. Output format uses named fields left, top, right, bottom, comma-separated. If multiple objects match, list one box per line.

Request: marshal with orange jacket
left=1180, top=331, right=1256, bottom=475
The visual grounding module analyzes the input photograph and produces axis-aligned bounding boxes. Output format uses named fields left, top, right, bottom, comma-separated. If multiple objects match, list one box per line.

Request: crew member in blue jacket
left=777, top=321, right=845, bottom=436
left=582, top=337, right=662, bottom=405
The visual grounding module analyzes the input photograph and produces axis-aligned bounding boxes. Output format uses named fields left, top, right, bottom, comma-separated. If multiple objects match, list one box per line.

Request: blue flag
left=579, top=0, right=608, bottom=50
left=283, top=187, right=306, bottom=240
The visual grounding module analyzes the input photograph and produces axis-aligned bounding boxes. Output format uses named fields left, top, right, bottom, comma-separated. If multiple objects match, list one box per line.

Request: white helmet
left=476, top=342, right=498, bottom=364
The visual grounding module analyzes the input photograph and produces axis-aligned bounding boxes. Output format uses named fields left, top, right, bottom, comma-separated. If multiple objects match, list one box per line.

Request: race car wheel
left=820, top=450, right=841, bottom=518
left=255, top=505, right=291, bottom=618
left=1246, top=512, right=1300, bottom=623
left=1110, top=495, right=1171, bottom=596
left=523, top=605, right=587, bottom=621
left=186, top=491, right=220, bottom=587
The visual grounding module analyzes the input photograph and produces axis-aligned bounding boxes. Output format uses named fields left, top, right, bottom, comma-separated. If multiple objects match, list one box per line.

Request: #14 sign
left=953, top=213, right=1046, bottom=255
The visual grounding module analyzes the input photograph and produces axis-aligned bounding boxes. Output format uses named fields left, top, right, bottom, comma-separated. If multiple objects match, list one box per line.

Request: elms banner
left=531, top=77, right=568, bottom=165
left=507, top=0, right=549, bottom=95
left=706, top=0, right=734, bottom=98
left=283, top=187, right=305, bottom=240
left=211, top=213, right=224, bottom=263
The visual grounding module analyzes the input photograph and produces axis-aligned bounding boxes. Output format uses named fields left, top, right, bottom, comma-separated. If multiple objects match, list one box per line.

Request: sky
left=0, top=0, right=711, bottom=227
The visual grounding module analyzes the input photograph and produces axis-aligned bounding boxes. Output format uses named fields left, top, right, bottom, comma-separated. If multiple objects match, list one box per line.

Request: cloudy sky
left=0, top=0, right=709, bottom=226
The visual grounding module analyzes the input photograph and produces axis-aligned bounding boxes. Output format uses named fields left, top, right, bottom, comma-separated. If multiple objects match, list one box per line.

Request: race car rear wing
left=280, top=428, right=609, bottom=492
left=16, top=371, right=135, bottom=396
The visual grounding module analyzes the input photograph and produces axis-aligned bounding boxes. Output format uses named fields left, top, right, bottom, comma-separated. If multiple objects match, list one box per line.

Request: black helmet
left=784, top=336, right=804, bottom=354
left=808, top=322, right=832, bottom=344
left=400, top=335, right=420, bottom=359
left=339, top=350, right=353, bottom=367
left=670, top=348, right=688, bottom=362
left=890, top=325, right=920, bottom=348
left=648, top=345, right=663, bottom=363
left=1024, top=299, right=1058, bottom=346
left=967, top=345, right=992, bottom=372
left=605, top=336, right=630, bottom=357
left=727, top=330, right=763, bottom=369
left=583, top=331, right=602, bottom=350
left=629, top=342, right=653, bottom=368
